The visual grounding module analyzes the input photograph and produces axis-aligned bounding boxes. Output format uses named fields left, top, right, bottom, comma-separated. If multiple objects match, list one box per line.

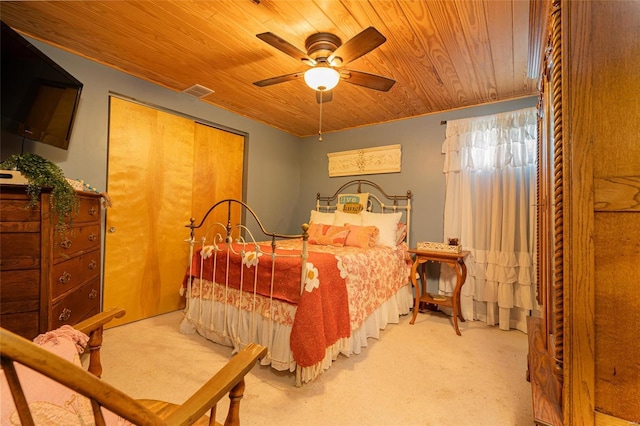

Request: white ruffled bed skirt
left=179, top=284, right=413, bottom=384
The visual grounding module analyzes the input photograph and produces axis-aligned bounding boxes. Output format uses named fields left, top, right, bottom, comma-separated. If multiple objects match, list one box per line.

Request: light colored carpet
left=99, top=309, right=532, bottom=425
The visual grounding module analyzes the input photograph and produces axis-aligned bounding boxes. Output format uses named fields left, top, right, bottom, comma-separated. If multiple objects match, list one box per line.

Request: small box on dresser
left=0, top=185, right=102, bottom=340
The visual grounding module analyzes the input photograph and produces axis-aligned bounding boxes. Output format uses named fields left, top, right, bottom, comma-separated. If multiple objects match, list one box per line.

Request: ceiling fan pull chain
left=318, top=91, right=323, bottom=141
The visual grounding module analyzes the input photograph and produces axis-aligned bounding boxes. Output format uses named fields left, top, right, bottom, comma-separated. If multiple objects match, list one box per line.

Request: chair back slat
left=91, top=398, right=108, bottom=426
left=0, top=356, right=35, bottom=426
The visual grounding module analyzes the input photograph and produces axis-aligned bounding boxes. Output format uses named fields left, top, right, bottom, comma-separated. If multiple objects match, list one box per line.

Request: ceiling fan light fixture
left=304, top=67, right=340, bottom=91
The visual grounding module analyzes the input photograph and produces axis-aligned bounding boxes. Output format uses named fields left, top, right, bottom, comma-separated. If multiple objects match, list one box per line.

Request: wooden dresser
left=0, top=185, right=102, bottom=340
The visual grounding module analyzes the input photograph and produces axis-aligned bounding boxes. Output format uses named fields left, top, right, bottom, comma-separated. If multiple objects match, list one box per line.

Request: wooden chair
left=73, top=306, right=128, bottom=377
left=0, top=309, right=267, bottom=426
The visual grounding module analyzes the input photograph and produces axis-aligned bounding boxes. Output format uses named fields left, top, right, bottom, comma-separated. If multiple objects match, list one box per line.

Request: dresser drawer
left=51, top=278, right=101, bottom=328
left=75, top=195, right=101, bottom=223
left=52, top=249, right=101, bottom=299
left=54, top=193, right=101, bottom=224
left=53, top=224, right=101, bottom=261
left=0, top=232, right=40, bottom=270
left=0, top=311, right=40, bottom=340
left=0, top=269, right=40, bottom=306
left=0, top=196, right=41, bottom=222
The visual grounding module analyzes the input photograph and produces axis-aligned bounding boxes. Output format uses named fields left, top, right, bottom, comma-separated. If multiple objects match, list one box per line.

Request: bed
left=179, top=180, right=413, bottom=386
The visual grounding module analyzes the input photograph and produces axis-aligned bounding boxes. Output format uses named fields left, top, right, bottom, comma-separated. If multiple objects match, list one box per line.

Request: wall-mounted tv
left=1, top=21, right=83, bottom=150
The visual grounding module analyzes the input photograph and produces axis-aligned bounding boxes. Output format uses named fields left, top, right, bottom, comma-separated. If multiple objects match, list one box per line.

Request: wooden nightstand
left=408, top=248, right=469, bottom=335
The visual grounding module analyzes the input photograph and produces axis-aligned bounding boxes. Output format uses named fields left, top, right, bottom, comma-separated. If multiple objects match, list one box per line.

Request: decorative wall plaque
left=327, top=144, right=401, bottom=177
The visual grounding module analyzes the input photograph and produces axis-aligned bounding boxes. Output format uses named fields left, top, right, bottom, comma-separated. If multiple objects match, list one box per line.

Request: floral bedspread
left=184, top=242, right=351, bottom=367
left=183, top=241, right=411, bottom=369
left=275, top=240, right=412, bottom=330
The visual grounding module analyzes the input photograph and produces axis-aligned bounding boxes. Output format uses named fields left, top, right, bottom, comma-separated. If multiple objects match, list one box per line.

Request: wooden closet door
left=191, top=122, right=244, bottom=242
left=104, top=97, right=244, bottom=327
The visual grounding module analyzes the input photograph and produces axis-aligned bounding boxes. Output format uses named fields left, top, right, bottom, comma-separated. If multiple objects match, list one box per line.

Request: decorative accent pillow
left=333, top=210, right=363, bottom=226
left=396, top=222, right=407, bottom=245
left=309, top=210, right=334, bottom=225
left=308, top=225, right=351, bottom=247
left=336, top=193, right=369, bottom=214
left=344, top=225, right=379, bottom=248
left=307, top=223, right=330, bottom=240
left=361, top=211, right=402, bottom=248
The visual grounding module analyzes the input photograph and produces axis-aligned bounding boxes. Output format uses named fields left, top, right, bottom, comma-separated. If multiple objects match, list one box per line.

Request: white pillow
left=309, top=210, right=334, bottom=225
left=333, top=210, right=363, bottom=226
left=361, top=211, right=402, bottom=247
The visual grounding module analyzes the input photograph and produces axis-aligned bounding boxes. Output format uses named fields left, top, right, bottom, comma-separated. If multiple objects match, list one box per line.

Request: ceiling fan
left=253, top=27, right=395, bottom=103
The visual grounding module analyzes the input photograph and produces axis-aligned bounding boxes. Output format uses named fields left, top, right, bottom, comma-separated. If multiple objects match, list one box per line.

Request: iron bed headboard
left=315, top=179, right=412, bottom=247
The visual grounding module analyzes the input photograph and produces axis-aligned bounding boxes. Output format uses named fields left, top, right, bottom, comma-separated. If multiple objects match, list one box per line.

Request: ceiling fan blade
left=256, top=32, right=317, bottom=66
left=341, top=70, right=396, bottom=91
left=253, top=71, right=305, bottom=87
left=328, top=27, right=386, bottom=67
left=316, top=90, right=333, bottom=104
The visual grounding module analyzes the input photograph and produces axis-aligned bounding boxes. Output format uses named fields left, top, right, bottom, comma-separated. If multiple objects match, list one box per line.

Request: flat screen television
left=1, top=21, right=83, bottom=150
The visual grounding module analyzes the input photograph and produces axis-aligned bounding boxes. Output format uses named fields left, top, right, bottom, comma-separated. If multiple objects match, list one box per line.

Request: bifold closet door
left=104, top=97, right=243, bottom=327
left=190, top=119, right=244, bottom=242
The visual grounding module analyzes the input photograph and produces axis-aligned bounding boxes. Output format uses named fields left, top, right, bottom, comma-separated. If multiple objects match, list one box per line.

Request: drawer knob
left=88, top=260, right=97, bottom=270
left=88, top=289, right=98, bottom=299
left=88, top=233, right=97, bottom=242
left=58, top=308, right=72, bottom=322
left=60, top=239, right=72, bottom=250
left=89, top=207, right=97, bottom=216
left=58, top=271, right=72, bottom=284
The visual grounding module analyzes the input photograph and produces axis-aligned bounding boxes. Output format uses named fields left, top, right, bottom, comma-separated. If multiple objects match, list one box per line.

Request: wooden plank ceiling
left=0, top=0, right=539, bottom=137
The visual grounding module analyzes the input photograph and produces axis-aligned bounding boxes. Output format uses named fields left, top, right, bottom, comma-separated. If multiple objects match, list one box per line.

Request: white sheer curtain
left=440, top=107, right=537, bottom=332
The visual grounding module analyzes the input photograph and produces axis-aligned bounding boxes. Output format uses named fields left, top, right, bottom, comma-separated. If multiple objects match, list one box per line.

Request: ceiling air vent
left=182, top=84, right=215, bottom=98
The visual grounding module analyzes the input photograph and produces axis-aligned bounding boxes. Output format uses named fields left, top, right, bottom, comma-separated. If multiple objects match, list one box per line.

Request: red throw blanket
left=185, top=243, right=304, bottom=304
left=184, top=243, right=351, bottom=368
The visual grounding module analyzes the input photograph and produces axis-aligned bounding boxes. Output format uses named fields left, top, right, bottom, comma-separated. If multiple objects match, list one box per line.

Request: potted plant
left=0, top=153, right=78, bottom=226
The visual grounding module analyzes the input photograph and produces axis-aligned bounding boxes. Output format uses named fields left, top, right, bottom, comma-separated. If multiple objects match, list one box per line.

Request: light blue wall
left=3, top=38, right=536, bottom=241
left=295, top=97, right=537, bottom=244
left=294, top=97, right=536, bottom=292
left=2, top=38, right=302, bottom=233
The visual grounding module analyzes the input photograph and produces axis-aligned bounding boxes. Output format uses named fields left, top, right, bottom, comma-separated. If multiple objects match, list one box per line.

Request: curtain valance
left=442, top=108, right=537, bottom=172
